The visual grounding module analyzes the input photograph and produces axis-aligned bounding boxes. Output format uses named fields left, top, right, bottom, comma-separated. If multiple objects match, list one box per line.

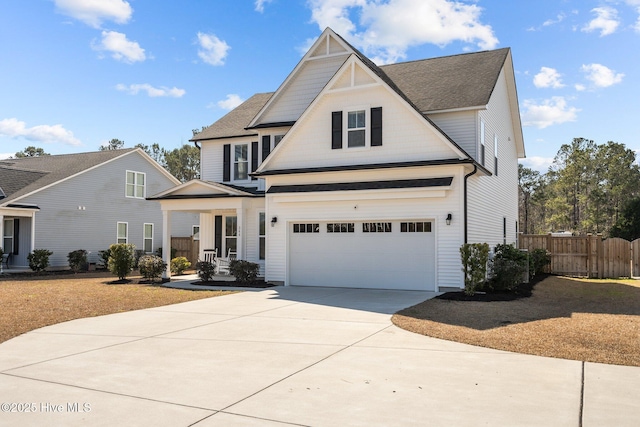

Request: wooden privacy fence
left=518, top=233, right=640, bottom=278
left=170, top=237, right=199, bottom=266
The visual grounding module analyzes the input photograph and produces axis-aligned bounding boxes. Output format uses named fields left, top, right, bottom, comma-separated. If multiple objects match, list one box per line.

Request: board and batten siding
left=19, top=151, right=197, bottom=267
left=467, top=69, right=520, bottom=247
left=266, top=85, right=462, bottom=172
left=259, top=54, right=350, bottom=124
left=265, top=165, right=466, bottom=289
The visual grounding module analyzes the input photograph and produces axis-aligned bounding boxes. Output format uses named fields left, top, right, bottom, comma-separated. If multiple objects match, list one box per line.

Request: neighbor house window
left=225, top=216, right=237, bottom=255
left=117, top=222, right=128, bottom=244
left=126, top=171, right=145, bottom=198
left=347, top=110, right=366, bottom=147
left=259, top=213, right=266, bottom=260
left=234, top=144, right=248, bottom=180
left=143, top=223, right=153, bottom=253
left=192, top=225, right=200, bottom=240
left=3, top=219, right=14, bottom=254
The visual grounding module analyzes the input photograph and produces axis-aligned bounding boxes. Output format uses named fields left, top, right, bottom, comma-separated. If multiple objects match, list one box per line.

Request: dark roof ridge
left=380, top=47, right=510, bottom=68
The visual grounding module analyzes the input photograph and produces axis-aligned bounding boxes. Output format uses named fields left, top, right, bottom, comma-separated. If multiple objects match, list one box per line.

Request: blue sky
left=1, top=0, right=638, bottom=172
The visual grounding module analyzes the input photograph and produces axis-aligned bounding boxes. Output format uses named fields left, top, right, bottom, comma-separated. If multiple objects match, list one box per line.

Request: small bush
left=488, top=244, right=528, bottom=292
left=98, top=249, right=111, bottom=269
left=229, top=260, right=260, bottom=284
left=196, top=260, right=216, bottom=282
left=170, top=257, right=191, bottom=275
left=28, top=249, right=53, bottom=273
left=529, top=248, right=551, bottom=277
left=108, top=243, right=136, bottom=280
left=460, top=243, right=490, bottom=296
left=67, top=249, right=88, bottom=273
left=138, top=255, right=166, bottom=283
left=156, top=247, right=177, bottom=259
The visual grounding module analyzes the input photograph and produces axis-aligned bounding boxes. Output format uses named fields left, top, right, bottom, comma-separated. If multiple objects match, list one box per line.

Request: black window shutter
left=251, top=141, right=258, bottom=180
left=13, top=219, right=19, bottom=255
left=331, top=111, right=342, bottom=149
left=262, top=135, right=271, bottom=161
left=214, top=216, right=223, bottom=256
left=223, top=144, right=231, bottom=182
left=371, top=107, right=382, bottom=146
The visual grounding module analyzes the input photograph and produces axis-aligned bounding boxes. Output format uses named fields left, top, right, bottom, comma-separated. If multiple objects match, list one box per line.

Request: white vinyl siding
left=428, top=111, right=477, bottom=157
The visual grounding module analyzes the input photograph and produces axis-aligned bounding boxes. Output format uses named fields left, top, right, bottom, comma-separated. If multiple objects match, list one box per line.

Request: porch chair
left=203, top=248, right=217, bottom=263
left=1, top=253, right=10, bottom=270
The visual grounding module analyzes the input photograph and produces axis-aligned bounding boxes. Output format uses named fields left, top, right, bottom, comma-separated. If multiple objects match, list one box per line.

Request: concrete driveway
left=0, top=286, right=638, bottom=426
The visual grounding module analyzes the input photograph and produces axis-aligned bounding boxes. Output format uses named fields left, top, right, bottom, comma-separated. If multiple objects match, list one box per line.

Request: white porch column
left=0, top=215, right=4, bottom=251
left=236, top=202, right=244, bottom=260
left=162, top=210, right=172, bottom=279
left=30, top=212, right=36, bottom=253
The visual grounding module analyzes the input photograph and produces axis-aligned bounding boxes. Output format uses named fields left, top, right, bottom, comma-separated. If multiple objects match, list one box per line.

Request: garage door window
left=327, top=223, right=354, bottom=233
left=400, top=222, right=432, bottom=232
left=363, top=222, right=392, bottom=233
left=293, top=223, right=319, bottom=233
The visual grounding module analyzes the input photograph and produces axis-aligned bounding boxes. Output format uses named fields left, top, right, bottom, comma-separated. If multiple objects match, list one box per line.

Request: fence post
left=586, top=233, right=592, bottom=278
left=596, top=233, right=604, bottom=278
left=546, top=233, right=553, bottom=273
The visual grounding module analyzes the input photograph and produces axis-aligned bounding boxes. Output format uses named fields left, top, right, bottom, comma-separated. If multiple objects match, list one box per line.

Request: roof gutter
left=464, top=164, right=478, bottom=244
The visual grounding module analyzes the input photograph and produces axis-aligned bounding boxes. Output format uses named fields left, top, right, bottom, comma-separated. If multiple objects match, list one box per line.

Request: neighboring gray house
left=0, top=148, right=198, bottom=269
left=153, top=28, right=525, bottom=291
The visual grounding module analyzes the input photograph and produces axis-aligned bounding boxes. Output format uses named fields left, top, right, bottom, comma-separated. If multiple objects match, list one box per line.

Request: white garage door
left=289, top=220, right=435, bottom=291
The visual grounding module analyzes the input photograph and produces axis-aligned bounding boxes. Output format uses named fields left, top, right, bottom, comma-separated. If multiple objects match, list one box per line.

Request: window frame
left=345, top=107, right=369, bottom=149
left=3, top=218, right=14, bottom=254
left=117, top=222, right=128, bottom=244
left=143, top=223, right=154, bottom=253
left=258, top=212, right=266, bottom=260
left=232, top=143, right=249, bottom=182
left=479, top=120, right=486, bottom=166
left=224, top=215, right=238, bottom=256
left=494, top=134, right=499, bottom=176
left=192, top=225, right=200, bottom=241
left=125, top=170, right=146, bottom=199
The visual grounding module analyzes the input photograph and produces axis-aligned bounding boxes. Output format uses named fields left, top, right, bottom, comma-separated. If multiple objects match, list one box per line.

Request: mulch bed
left=435, top=275, right=545, bottom=302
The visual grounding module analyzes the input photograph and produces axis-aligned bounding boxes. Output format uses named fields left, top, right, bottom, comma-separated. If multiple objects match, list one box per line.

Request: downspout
left=463, top=164, right=478, bottom=244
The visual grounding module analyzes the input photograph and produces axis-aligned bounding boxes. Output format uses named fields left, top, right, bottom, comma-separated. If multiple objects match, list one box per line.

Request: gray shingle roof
left=190, top=47, right=510, bottom=141
left=191, top=92, right=274, bottom=141
left=0, top=148, right=136, bottom=204
left=379, top=48, right=510, bottom=112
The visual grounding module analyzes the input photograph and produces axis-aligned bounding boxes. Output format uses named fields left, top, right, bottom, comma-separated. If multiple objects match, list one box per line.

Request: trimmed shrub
left=67, top=249, right=88, bottom=273
left=229, top=260, right=260, bottom=284
left=196, top=260, right=216, bottom=282
left=488, top=244, right=528, bottom=292
left=460, top=243, right=490, bottom=296
left=529, top=248, right=551, bottom=277
left=170, top=257, right=191, bottom=275
left=98, top=249, right=111, bottom=269
left=28, top=249, right=53, bottom=273
left=108, top=243, right=136, bottom=280
left=138, top=255, right=166, bottom=283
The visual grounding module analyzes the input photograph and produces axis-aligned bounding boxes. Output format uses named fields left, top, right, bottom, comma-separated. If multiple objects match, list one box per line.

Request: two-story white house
left=151, top=28, right=525, bottom=291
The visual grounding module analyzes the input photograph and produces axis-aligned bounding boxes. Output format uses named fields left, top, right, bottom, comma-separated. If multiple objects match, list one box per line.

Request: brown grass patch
left=393, top=276, right=640, bottom=366
left=0, top=271, right=233, bottom=344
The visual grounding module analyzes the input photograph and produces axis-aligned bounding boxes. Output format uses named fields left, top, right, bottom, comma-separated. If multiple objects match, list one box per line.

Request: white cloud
left=521, top=97, right=579, bottom=129
left=533, top=67, right=564, bottom=89
left=575, top=83, right=586, bottom=91
left=255, top=0, right=273, bottom=13
left=196, top=32, right=230, bottom=66
left=116, top=84, right=185, bottom=97
left=93, top=31, right=146, bottom=63
left=217, top=94, right=245, bottom=110
left=54, top=0, right=132, bottom=28
left=519, top=156, right=554, bottom=173
left=582, top=7, right=619, bottom=36
left=0, top=118, right=81, bottom=146
left=0, top=153, right=12, bottom=160
left=543, top=13, right=566, bottom=27
left=307, top=0, right=498, bottom=64
left=580, top=63, right=624, bottom=88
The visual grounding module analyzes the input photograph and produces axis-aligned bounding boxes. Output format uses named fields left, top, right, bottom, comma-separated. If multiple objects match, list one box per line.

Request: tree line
left=13, top=138, right=201, bottom=184
left=519, top=137, right=640, bottom=241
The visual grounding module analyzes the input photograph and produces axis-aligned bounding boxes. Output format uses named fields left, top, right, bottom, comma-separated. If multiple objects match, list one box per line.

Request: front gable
left=257, top=55, right=468, bottom=173
left=149, top=179, right=256, bottom=199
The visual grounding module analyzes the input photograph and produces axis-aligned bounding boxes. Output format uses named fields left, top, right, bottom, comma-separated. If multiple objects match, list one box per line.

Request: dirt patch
left=0, top=271, right=233, bottom=344
left=393, top=276, right=640, bottom=367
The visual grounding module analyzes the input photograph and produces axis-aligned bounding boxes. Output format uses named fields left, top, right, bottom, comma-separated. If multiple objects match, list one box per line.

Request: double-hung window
left=117, top=222, right=128, bottom=244
left=126, top=171, right=145, bottom=198
left=225, top=216, right=238, bottom=255
left=258, top=213, right=266, bottom=260
left=494, top=134, right=499, bottom=176
left=143, top=223, right=153, bottom=253
left=3, top=219, right=14, bottom=254
left=347, top=110, right=366, bottom=147
left=234, top=144, right=248, bottom=181
left=479, top=120, right=486, bottom=166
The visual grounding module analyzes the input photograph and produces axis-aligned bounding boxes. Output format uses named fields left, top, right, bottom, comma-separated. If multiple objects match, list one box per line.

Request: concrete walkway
left=0, top=286, right=638, bottom=426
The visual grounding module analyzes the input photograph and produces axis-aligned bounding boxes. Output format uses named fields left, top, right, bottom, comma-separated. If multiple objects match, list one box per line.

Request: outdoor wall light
left=446, top=213, right=452, bottom=225
left=271, top=216, right=278, bottom=227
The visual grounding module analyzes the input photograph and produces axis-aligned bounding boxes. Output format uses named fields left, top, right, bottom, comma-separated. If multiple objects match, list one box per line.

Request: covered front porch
left=147, top=180, right=265, bottom=279
left=1, top=206, right=38, bottom=270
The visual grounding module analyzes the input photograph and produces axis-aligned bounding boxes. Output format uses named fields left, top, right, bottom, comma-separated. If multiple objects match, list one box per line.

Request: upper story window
left=347, top=110, right=366, bottom=147
left=494, top=134, right=499, bottom=176
left=234, top=144, right=248, bottom=181
left=126, top=171, right=145, bottom=198
left=479, top=120, right=486, bottom=166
